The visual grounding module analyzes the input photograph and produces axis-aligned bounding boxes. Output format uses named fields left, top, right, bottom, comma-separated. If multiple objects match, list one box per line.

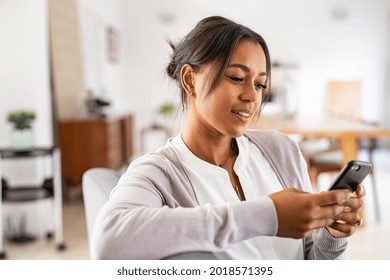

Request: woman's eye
left=228, top=75, right=266, bottom=90
left=230, top=76, right=244, bottom=82
left=255, top=83, right=267, bottom=90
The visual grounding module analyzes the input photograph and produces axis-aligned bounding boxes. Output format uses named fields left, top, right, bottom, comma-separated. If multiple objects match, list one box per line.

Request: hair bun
left=166, top=60, right=178, bottom=80
left=166, top=40, right=179, bottom=80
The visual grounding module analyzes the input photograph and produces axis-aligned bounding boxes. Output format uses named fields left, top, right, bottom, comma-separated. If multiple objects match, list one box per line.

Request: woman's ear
left=180, top=64, right=195, bottom=96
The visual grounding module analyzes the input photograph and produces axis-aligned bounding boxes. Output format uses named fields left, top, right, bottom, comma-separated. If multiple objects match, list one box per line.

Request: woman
left=92, top=16, right=364, bottom=260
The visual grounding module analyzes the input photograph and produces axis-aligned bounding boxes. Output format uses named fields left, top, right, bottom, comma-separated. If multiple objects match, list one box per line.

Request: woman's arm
left=91, top=158, right=278, bottom=260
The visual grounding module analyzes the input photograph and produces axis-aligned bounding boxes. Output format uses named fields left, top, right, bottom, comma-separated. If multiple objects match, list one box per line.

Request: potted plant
left=149, top=101, right=177, bottom=136
left=7, top=110, right=36, bottom=149
left=158, top=102, right=176, bottom=118
left=7, top=110, right=35, bottom=130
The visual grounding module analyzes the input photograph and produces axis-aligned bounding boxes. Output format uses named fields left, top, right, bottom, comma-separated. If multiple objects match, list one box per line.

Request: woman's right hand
left=268, top=188, right=352, bottom=238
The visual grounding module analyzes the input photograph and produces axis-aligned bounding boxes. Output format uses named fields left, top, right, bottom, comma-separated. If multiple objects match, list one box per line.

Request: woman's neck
left=181, top=125, right=235, bottom=167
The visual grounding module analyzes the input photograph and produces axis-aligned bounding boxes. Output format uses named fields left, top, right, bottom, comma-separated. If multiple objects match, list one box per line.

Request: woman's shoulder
left=125, top=141, right=185, bottom=178
left=245, top=129, right=285, bottom=138
left=245, top=129, right=297, bottom=147
left=117, top=142, right=197, bottom=206
left=244, top=129, right=302, bottom=161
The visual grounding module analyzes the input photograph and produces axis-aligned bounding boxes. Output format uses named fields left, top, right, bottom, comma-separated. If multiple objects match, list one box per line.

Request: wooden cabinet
left=59, top=114, right=133, bottom=184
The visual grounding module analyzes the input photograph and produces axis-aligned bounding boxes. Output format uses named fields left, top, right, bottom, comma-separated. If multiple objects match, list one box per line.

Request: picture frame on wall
left=107, top=26, right=119, bottom=63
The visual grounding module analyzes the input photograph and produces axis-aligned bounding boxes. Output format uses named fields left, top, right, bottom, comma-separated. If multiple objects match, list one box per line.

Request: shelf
left=0, top=147, right=65, bottom=259
left=2, top=186, right=53, bottom=202
left=0, top=148, right=54, bottom=159
left=0, top=149, right=55, bottom=202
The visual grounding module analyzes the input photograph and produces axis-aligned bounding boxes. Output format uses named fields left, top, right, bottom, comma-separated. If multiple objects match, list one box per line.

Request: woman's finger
left=334, top=211, right=361, bottom=225
left=327, top=222, right=356, bottom=236
left=355, top=184, right=366, bottom=198
left=343, top=196, right=363, bottom=212
left=313, top=189, right=352, bottom=206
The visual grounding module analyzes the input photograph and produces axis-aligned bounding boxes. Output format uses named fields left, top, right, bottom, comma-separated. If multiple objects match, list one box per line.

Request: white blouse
left=171, top=133, right=304, bottom=259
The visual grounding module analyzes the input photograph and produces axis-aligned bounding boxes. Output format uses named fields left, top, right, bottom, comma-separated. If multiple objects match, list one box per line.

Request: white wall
left=77, top=0, right=126, bottom=116
left=0, top=0, right=52, bottom=148
left=385, top=6, right=390, bottom=128
left=0, top=0, right=52, bottom=184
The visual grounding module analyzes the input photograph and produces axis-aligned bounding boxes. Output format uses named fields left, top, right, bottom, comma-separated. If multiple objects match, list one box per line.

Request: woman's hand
left=326, top=184, right=366, bottom=238
left=268, top=187, right=353, bottom=239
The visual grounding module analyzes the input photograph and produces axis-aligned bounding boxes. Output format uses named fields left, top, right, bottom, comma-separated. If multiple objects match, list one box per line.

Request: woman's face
left=191, top=39, right=267, bottom=138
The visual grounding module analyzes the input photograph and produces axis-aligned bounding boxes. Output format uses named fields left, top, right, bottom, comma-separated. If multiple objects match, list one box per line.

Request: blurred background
left=0, top=0, right=389, bottom=259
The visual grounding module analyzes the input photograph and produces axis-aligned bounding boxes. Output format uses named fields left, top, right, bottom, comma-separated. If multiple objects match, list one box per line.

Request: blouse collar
left=169, top=133, right=249, bottom=178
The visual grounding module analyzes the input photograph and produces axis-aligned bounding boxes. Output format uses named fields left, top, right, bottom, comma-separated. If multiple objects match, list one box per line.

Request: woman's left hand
left=326, top=184, right=366, bottom=238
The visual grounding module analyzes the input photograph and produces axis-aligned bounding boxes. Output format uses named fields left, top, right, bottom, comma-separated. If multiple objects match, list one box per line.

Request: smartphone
left=328, top=160, right=373, bottom=192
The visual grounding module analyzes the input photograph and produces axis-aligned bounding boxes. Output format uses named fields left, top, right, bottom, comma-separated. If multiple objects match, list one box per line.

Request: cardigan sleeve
left=304, top=229, right=347, bottom=260
left=91, top=155, right=278, bottom=260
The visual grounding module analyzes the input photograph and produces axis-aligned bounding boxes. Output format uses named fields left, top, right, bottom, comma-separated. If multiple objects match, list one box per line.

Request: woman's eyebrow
left=228, top=63, right=267, bottom=76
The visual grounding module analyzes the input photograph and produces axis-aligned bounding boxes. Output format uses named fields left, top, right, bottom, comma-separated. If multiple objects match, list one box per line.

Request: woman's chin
left=227, top=127, right=247, bottom=138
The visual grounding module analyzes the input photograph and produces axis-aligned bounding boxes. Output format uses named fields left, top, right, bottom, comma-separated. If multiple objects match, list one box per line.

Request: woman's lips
left=231, top=110, right=251, bottom=118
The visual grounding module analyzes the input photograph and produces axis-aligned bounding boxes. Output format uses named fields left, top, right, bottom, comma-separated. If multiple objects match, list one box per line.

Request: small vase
left=10, top=129, right=33, bottom=150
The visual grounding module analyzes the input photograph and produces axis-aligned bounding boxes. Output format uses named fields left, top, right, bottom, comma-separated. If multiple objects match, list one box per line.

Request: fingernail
left=344, top=206, right=351, bottom=212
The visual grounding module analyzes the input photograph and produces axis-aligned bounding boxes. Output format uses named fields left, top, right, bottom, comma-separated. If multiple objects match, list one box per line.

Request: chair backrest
left=82, top=167, right=218, bottom=259
left=326, top=80, right=361, bottom=120
left=82, top=168, right=121, bottom=249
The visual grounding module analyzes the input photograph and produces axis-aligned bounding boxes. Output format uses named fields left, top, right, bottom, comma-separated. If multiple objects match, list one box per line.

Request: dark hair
left=166, top=16, right=271, bottom=114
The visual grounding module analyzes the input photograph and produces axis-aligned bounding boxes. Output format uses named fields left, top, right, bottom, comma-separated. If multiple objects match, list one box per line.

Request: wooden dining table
left=248, top=113, right=390, bottom=223
left=248, top=113, right=390, bottom=166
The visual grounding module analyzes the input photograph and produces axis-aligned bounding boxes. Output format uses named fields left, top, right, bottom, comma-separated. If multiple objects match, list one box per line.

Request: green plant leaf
left=7, top=110, right=36, bottom=130
left=158, top=102, right=176, bottom=117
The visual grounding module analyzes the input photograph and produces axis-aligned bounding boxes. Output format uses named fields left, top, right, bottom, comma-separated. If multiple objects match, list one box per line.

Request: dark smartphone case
left=328, top=160, right=373, bottom=191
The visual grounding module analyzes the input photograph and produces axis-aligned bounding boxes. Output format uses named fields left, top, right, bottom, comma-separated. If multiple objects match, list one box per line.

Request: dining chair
left=300, top=81, right=380, bottom=220
left=302, top=81, right=362, bottom=179
left=300, top=81, right=361, bottom=162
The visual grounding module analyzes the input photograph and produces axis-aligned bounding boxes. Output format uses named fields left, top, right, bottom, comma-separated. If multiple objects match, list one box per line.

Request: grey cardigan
left=92, top=130, right=347, bottom=259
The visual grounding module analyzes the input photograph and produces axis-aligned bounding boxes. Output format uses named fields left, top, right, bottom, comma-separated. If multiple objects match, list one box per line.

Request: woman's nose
left=240, top=83, right=260, bottom=103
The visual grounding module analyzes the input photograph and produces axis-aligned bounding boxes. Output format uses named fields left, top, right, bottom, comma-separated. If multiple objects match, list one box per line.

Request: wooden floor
left=2, top=149, right=390, bottom=260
